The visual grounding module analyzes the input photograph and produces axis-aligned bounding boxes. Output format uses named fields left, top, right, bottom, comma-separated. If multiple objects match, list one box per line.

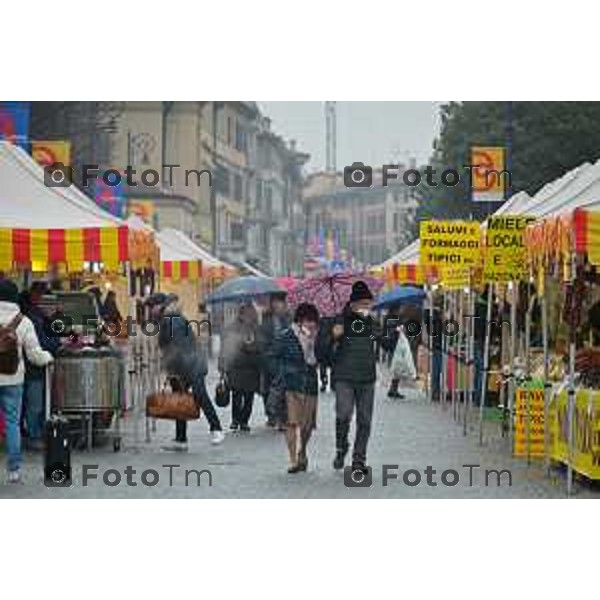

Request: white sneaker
left=8, top=470, right=21, bottom=484
left=211, top=431, right=225, bottom=445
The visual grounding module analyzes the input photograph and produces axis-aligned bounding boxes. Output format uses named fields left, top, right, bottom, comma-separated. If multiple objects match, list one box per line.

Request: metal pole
left=441, top=290, right=449, bottom=409
left=425, top=284, right=433, bottom=402
left=464, top=286, right=474, bottom=436
left=541, top=270, right=551, bottom=474
left=567, top=252, right=577, bottom=498
left=508, top=282, right=518, bottom=447
left=479, top=284, right=494, bottom=445
left=450, top=290, right=457, bottom=421
left=525, top=277, right=533, bottom=465
left=455, top=289, right=464, bottom=423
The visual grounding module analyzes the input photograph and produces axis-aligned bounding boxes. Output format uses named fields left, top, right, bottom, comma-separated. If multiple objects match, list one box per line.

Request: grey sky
left=258, top=101, right=444, bottom=173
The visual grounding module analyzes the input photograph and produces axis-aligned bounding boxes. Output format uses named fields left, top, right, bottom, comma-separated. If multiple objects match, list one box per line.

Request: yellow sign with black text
left=419, top=220, right=481, bottom=268
left=514, top=387, right=545, bottom=458
left=550, top=388, right=600, bottom=480
left=484, top=215, right=535, bottom=282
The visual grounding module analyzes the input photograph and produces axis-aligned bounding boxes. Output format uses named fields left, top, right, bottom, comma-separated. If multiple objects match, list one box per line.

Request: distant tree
left=417, top=101, right=600, bottom=222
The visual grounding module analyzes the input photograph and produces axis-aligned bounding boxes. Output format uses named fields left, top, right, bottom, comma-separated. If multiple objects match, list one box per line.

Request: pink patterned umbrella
left=274, top=276, right=300, bottom=294
left=289, top=272, right=384, bottom=317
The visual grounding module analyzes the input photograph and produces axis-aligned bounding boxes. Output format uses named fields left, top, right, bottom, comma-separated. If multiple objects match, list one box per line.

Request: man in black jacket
left=331, top=281, right=379, bottom=472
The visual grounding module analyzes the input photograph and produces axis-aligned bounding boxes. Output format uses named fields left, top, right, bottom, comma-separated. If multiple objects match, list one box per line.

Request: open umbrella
left=373, top=285, right=425, bottom=310
left=207, top=275, right=285, bottom=304
left=289, top=272, right=384, bottom=317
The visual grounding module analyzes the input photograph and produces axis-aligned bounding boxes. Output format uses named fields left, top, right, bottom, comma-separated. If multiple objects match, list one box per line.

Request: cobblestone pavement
left=2, top=369, right=598, bottom=498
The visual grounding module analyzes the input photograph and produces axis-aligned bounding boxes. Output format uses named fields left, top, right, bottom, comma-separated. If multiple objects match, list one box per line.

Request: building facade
left=29, top=101, right=309, bottom=275
left=303, top=167, right=418, bottom=269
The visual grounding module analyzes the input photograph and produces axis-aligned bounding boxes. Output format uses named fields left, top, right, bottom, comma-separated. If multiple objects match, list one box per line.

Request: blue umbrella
left=207, top=276, right=285, bottom=304
left=373, top=285, right=425, bottom=310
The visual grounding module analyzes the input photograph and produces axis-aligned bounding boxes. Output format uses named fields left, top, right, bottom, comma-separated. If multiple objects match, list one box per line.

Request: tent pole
left=479, top=283, right=494, bottom=445
left=508, top=281, right=518, bottom=449
left=540, top=267, right=550, bottom=475
left=425, top=284, right=433, bottom=403
left=441, top=289, right=449, bottom=410
left=567, top=251, right=577, bottom=498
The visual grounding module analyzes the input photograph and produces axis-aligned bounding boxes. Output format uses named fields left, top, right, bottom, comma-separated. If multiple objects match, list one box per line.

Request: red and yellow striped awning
left=384, top=263, right=439, bottom=286
left=160, top=260, right=202, bottom=281
left=0, top=226, right=129, bottom=273
left=574, top=208, right=600, bottom=264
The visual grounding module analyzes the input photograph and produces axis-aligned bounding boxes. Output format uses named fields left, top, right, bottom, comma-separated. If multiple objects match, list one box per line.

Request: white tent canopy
left=0, top=141, right=124, bottom=229
left=157, top=228, right=234, bottom=269
left=378, top=157, right=600, bottom=269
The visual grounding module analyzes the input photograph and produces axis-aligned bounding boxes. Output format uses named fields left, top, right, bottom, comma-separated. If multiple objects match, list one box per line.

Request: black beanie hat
left=0, top=278, right=19, bottom=304
left=350, top=280, right=373, bottom=303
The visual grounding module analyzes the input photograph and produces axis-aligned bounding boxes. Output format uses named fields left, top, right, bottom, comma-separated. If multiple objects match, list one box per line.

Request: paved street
left=2, top=367, right=598, bottom=499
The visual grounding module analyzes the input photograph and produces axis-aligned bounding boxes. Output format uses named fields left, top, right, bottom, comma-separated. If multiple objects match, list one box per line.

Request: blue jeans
left=0, top=384, right=24, bottom=472
left=24, top=376, right=44, bottom=440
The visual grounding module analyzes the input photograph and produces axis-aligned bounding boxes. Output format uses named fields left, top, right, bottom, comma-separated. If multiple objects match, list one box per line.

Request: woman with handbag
left=220, top=303, right=262, bottom=432
left=156, top=294, right=224, bottom=449
left=272, top=303, right=320, bottom=473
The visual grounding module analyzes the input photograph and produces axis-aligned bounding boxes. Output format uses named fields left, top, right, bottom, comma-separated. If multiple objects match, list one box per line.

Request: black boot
left=333, top=450, right=345, bottom=470
left=387, top=378, right=404, bottom=399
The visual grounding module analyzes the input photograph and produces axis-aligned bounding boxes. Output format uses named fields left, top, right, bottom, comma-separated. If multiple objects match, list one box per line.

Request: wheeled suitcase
left=44, top=417, right=71, bottom=486
left=43, top=365, right=72, bottom=487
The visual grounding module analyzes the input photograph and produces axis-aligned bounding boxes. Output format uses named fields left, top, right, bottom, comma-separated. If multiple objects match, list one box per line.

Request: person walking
left=0, top=279, right=53, bottom=483
left=331, top=281, right=379, bottom=474
left=315, top=316, right=334, bottom=392
left=271, top=303, right=320, bottom=473
left=260, top=293, right=290, bottom=428
left=156, top=294, right=224, bottom=449
left=19, top=283, right=60, bottom=450
left=102, top=290, right=122, bottom=327
left=220, top=303, right=262, bottom=432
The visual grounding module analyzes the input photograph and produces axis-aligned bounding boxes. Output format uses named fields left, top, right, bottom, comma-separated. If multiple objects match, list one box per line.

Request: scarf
left=292, top=323, right=317, bottom=366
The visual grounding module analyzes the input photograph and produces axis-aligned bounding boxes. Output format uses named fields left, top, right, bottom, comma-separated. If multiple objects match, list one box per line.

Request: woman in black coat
left=220, top=303, right=263, bottom=432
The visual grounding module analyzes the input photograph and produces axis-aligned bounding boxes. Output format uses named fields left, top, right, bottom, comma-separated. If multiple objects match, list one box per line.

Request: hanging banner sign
left=514, top=386, right=545, bottom=458
left=419, top=220, right=481, bottom=267
left=471, top=146, right=506, bottom=202
left=31, top=140, right=71, bottom=167
left=128, top=199, right=155, bottom=225
left=484, top=215, right=535, bottom=282
left=0, top=101, right=30, bottom=148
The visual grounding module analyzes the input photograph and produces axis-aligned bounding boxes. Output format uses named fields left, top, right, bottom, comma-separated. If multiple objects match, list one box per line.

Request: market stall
left=0, top=141, right=159, bottom=447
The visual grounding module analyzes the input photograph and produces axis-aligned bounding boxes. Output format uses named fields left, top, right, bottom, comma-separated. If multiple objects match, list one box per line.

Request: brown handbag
left=146, top=390, right=200, bottom=421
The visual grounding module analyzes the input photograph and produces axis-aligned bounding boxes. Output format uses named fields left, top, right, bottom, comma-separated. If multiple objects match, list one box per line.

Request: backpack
left=0, top=313, right=23, bottom=375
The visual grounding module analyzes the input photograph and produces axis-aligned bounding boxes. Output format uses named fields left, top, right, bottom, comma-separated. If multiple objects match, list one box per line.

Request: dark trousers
left=231, top=389, right=254, bottom=426
left=170, top=375, right=222, bottom=442
left=334, top=381, right=375, bottom=464
left=266, top=384, right=287, bottom=424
